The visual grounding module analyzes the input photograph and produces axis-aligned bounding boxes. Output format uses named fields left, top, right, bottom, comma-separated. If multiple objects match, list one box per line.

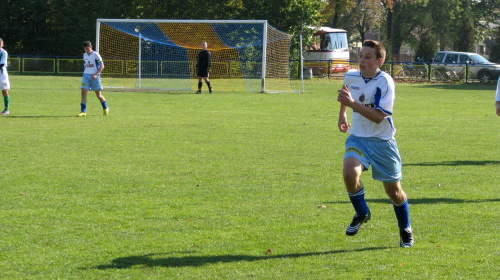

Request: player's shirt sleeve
left=0, top=50, right=8, bottom=75
left=374, top=75, right=395, bottom=116
left=0, top=49, right=7, bottom=65
left=496, top=77, right=500, bottom=102
left=95, top=52, right=104, bottom=69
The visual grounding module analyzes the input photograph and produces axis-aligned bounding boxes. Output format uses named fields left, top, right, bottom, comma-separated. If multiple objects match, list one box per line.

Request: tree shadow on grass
left=92, top=247, right=387, bottom=269
left=404, top=160, right=500, bottom=166
left=417, top=83, right=496, bottom=91
left=326, top=198, right=500, bottom=205
left=5, top=115, right=75, bottom=118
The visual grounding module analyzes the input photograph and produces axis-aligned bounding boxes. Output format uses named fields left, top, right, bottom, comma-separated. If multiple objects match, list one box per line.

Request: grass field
left=0, top=76, right=498, bottom=279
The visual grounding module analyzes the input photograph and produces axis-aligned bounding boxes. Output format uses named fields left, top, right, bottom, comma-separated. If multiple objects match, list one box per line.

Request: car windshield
left=470, top=54, right=490, bottom=64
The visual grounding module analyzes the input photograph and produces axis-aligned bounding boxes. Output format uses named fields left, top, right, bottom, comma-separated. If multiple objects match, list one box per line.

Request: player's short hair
left=0, top=38, right=3, bottom=44
left=83, top=41, right=92, bottom=48
left=362, top=40, right=386, bottom=61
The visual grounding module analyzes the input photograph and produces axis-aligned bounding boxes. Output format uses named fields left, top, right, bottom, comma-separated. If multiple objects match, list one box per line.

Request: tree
left=322, top=0, right=355, bottom=27
left=455, top=18, right=475, bottom=52
left=415, top=28, right=437, bottom=63
left=488, top=27, right=500, bottom=63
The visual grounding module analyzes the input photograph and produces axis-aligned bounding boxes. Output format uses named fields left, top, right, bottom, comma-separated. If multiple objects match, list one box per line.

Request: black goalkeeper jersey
left=196, top=50, right=212, bottom=68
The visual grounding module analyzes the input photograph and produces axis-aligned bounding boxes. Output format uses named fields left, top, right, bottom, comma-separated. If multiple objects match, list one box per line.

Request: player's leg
left=1, top=78, right=10, bottom=115
left=344, top=156, right=371, bottom=236
left=79, top=74, right=91, bottom=117
left=78, top=88, right=88, bottom=117
left=89, top=75, right=107, bottom=115
left=95, top=90, right=108, bottom=116
left=196, top=77, right=202, bottom=94
left=1, top=89, right=9, bottom=115
left=372, top=137, right=413, bottom=248
left=204, top=77, right=212, bottom=93
left=384, top=181, right=414, bottom=247
left=383, top=181, right=406, bottom=204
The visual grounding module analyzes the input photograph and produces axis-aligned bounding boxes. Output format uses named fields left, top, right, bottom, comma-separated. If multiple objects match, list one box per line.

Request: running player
left=337, top=40, right=414, bottom=248
left=0, top=38, right=10, bottom=115
left=78, top=41, right=108, bottom=117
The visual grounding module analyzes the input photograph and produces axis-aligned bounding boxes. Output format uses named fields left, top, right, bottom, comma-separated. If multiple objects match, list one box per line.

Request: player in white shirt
left=0, top=38, right=10, bottom=115
left=78, top=41, right=108, bottom=117
left=495, top=77, right=500, bottom=116
left=337, top=40, right=413, bottom=248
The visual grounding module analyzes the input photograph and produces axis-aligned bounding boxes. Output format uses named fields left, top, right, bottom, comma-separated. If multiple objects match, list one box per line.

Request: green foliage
left=0, top=0, right=325, bottom=56
left=488, top=27, right=500, bottom=63
left=0, top=76, right=498, bottom=279
left=415, top=29, right=437, bottom=62
left=455, top=19, right=475, bottom=52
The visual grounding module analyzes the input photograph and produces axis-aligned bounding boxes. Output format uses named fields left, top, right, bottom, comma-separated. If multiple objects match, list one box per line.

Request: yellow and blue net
left=97, top=20, right=294, bottom=92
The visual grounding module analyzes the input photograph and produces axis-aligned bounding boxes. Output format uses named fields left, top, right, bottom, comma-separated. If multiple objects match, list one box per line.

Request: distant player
left=195, top=41, right=212, bottom=94
left=78, top=41, right=108, bottom=117
left=337, top=40, right=414, bottom=248
left=0, top=38, right=10, bottom=115
left=496, top=77, right=500, bottom=116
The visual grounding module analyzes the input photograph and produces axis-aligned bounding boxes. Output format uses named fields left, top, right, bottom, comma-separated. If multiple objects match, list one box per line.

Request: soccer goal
left=96, top=19, right=296, bottom=93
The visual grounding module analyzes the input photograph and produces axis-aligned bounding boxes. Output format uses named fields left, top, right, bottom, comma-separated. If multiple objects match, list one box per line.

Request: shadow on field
left=92, top=247, right=387, bottom=269
left=404, top=160, right=500, bottom=166
left=5, top=115, right=75, bottom=118
left=327, top=198, right=500, bottom=205
left=418, top=83, right=496, bottom=91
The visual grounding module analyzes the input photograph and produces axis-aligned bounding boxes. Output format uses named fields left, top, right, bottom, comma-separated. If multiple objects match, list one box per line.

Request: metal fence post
left=465, top=64, right=468, bottom=83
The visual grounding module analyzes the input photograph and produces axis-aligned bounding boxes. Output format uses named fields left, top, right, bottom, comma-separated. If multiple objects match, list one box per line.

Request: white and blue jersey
left=81, top=51, right=103, bottom=90
left=83, top=51, right=103, bottom=75
left=343, top=69, right=396, bottom=140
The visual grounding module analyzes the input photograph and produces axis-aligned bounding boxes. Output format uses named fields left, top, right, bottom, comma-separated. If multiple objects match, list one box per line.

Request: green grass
left=0, top=76, right=498, bottom=279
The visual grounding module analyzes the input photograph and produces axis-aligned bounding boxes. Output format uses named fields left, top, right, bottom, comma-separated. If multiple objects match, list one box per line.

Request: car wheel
left=478, top=71, right=492, bottom=82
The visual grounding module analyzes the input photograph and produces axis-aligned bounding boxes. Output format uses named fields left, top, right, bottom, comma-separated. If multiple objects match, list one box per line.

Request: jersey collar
left=361, top=70, right=382, bottom=83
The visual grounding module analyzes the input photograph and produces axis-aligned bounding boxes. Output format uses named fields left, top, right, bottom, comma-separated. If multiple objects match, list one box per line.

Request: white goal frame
left=96, top=19, right=271, bottom=92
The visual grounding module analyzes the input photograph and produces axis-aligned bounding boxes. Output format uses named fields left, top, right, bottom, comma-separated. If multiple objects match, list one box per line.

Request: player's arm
left=96, top=62, right=104, bottom=75
left=92, top=61, right=104, bottom=80
left=338, top=85, right=350, bottom=133
left=337, top=84, right=387, bottom=124
left=0, top=52, right=6, bottom=67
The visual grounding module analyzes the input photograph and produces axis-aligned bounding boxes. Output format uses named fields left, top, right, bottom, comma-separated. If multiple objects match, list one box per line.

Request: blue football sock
left=348, top=188, right=370, bottom=216
left=393, top=199, right=411, bottom=229
left=101, top=101, right=108, bottom=109
left=81, top=103, right=86, bottom=113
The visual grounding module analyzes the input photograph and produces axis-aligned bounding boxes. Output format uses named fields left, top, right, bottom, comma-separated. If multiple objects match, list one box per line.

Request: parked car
left=431, top=51, right=500, bottom=81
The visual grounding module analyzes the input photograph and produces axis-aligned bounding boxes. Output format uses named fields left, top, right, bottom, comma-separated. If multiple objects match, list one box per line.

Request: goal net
left=96, top=19, right=296, bottom=93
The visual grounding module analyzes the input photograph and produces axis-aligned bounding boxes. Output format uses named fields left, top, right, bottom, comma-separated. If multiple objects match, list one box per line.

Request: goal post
left=95, top=19, right=297, bottom=93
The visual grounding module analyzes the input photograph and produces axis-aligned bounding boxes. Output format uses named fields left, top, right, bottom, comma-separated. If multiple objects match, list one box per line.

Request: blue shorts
left=81, top=74, right=103, bottom=91
left=344, top=135, right=402, bottom=182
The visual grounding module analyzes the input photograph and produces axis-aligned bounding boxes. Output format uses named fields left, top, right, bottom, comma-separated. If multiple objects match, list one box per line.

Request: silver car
left=431, top=51, right=500, bottom=81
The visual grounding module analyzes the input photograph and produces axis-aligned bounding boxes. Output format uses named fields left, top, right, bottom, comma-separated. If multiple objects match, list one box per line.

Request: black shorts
left=197, top=67, right=209, bottom=78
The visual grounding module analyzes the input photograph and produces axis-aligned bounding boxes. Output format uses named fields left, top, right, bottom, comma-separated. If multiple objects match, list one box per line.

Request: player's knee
left=384, top=183, right=406, bottom=202
left=342, top=169, right=360, bottom=185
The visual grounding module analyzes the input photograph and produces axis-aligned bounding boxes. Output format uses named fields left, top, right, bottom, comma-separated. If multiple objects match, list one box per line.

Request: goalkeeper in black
left=196, top=41, right=212, bottom=94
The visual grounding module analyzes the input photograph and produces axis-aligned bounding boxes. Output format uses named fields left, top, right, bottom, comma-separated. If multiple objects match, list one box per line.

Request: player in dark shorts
left=196, top=42, right=212, bottom=94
